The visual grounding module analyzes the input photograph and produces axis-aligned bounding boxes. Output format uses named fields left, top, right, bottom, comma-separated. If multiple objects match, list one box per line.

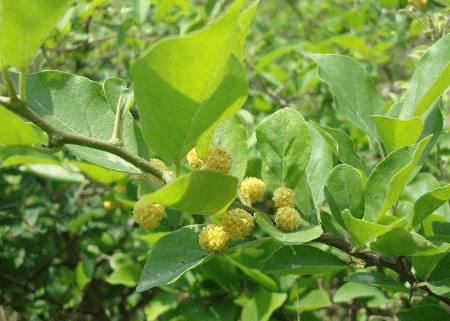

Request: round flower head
left=239, top=177, right=266, bottom=204
left=133, top=200, right=164, bottom=229
left=199, top=224, right=230, bottom=253
left=150, top=158, right=167, bottom=171
left=202, top=146, right=232, bottom=174
left=274, top=207, right=301, bottom=232
left=273, top=187, right=296, bottom=208
left=187, top=148, right=203, bottom=169
left=221, top=208, right=254, bottom=240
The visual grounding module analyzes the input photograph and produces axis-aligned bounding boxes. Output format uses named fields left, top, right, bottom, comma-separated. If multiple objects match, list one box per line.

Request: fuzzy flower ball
left=133, top=200, right=164, bottom=229
left=202, top=146, right=232, bottom=174
left=273, top=187, right=296, bottom=208
left=274, top=207, right=301, bottom=232
left=221, top=208, right=254, bottom=240
left=239, top=177, right=266, bottom=204
left=187, top=148, right=203, bottom=169
left=150, top=158, right=167, bottom=171
left=199, top=224, right=230, bottom=253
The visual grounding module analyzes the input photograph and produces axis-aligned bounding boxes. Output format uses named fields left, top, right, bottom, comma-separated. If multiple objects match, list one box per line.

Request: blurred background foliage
left=1, top=0, right=450, bottom=320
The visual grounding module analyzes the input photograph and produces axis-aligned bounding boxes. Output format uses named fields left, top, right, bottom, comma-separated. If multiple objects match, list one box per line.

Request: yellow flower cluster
left=199, top=208, right=254, bottom=253
left=272, top=187, right=295, bottom=208
left=150, top=158, right=175, bottom=184
left=274, top=207, right=301, bottom=232
left=222, top=208, right=254, bottom=240
left=239, top=177, right=266, bottom=205
left=133, top=200, right=165, bottom=229
left=187, top=146, right=232, bottom=174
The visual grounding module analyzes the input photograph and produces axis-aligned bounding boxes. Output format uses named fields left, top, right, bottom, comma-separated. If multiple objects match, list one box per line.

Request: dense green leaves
left=0, top=0, right=74, bottom=69
left=256, top=108, right=311, bottom=192
left=131, top=0, right=250, bottom=163
left=396, top=305, right=450, bottom=321
left=137, top=225, right=208, bottom=292
left=399, top=33, right=450, bottom=119
left=307, top=54, right=383, bottom=141
left=255, top=212, right=323, bottom=245
left=364, top=136, right=431, bottom=222
left=372, top=116, right=423, bottom=154
left=409, top=183, right=450, bottom=228
left=261, top=245, right=348, bottom=275
left=0, top=106, right=37, bottom=146
left=142, top=171, right=238, bottom=214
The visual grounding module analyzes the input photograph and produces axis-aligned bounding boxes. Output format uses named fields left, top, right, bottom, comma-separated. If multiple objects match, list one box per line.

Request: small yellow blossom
left=202, top=146, right=232, bottom=174
left=273, top=187, right=296, bottom=208
left=274, top=207, right=301, bottom=232
left=239, top=177, right=266, bottom=204
left=187, top=148, right=203, bottom=169
left=103, top=200, right=119, bottom=211
left=221, top=208, right=254, bottom=240
left=150, top=158, right=167, bottom=171
left=199, top=224, right=230, bottom=253
left=133, top=200, right=164, bottom=229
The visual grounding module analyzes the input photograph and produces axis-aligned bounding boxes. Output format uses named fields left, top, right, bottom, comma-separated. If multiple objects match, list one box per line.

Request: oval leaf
left=396, top=305, right=450, bottom=321
left=344, top=272, right=408, bottom=292
left=410, top=183, right=450, bottom=229
left=0, top=106, right=37, bottom=146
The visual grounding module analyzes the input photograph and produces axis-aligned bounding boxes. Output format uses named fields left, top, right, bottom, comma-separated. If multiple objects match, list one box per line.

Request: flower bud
left=272, top=187, right=295, bottom=208
left=221, top=208, right=254, bottom=240
left=274, top=207, right=301, bottom=232
left=133, top=200, right=164, bottom=229
left=199, top=224, right=230, bottom=253
left=239, top=177, right=266, bottom=204
left=187, top=148, right=203, bottom=169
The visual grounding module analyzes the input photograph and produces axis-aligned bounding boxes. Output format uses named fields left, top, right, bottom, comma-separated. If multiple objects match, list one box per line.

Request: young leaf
left=19, top=164, right=86, bottom=183
left=363, top=136, right=432, bottom=222
left=324, top=165, right=366, bottom=226
left=71, top=161, right=128, bottom=185
left=142, top=171, right=238, bottom=214
left=256, top=107, right=311, bottom=192
left=240, top=290, right=287, bottom=321
left=0, top=0, right=74, bottom=69
left=0, top=106, right=37, bottom=146
left=344, top=272, right=408, bottom=292
left=131, top=0, right=249, bottom=163
left=261, top=245, right=348, bottom=275
left=103, top=77, right=134, bottom=116
left=333, top=282, right=387, bottom=303
left=137, top=225, right=208, bottom=292
left=371, top=116, right=423, bottom=154
left=311, top=122, right=365, bottom=171
left=306, top=54, right=383, bottom=141
left=399, top=33, right=450, bottom=119
left=255, top=212, right=323, bottom=245
left=396, top=305, right=450, bottom=321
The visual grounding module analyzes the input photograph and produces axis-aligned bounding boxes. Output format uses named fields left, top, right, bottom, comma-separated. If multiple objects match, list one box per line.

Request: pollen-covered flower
left=274, top=207, right=301, bottom=232
left=199, top=224, right=230, bottom=253
left=221, top=208, right=254, bottom=240
left=150, top=158, right=167, bottom=171
left=202, top=146, right=232, bottom=174
left=239, top=177, right=266, bottom=204
left=133, top=200, right=164, bottom=229
left=187, top=148, right=203, bottom=169
left=273, top=187, right=296, bottom=208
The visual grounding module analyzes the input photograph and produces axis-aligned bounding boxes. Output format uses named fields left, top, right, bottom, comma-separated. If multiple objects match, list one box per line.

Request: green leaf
left=341, top=209, right=404, bottom=246
left=233, top=0, right=259, bottom=61
left=133, top=0, right=151, bottom=23
left=295, top=289, right=331, bottom=311
left=0, top=106, right=37, bottom=147
left=240, top=290, right=287, bottom=321
left=256, top=108, right=311, bottom=192
left=14, top=71, right=149, bottom=173
left=261, top=245, right=349, bottom=275
left=212, top=114, right=247, bottom=180
left=144, top=292, right=178, bottom=321
left=305, top=123, right=334, bottom=207
left=254, top=44, right=300, bottom=74
left=311, top=122, right=365, bottom=171
left=19, top=164, right=86, bottom=183
left=411, top=253, right=447, bottom=280
left=105, top=264, right=141, bottom=287
left=333, top=282, right=387, bottom=302
left=344, top=272, right=408, bottom=292
left=137, top=225, right=208, bottom=292
left=428, top=252, right=450, bottom=283
left=324, top=165, right=366, bottom=226
left=0, top=0, right=74, bottom=69
left=396, top=305, right=450, bottom=321
left=426, top=278, right=450, bottom=297
left=364, top=136, right=432, bottom=222
left=409, top=183, right=450, bottom=228
left=131, top=0, right=249, bottom=163
left=371, top=116, right=423, bottom=154
left=103, top=77, right=134, bottom=116
left=72, top=161, right=128, bottom=185
left=142, top=171, right=238, bottom=214
left=399, top=33, right=450, bottom=119
left=255, top=212, right=323, bottom=245
left=306, top=54, right=383, bottom=141
left=371, top=228, right=447, bottom=256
